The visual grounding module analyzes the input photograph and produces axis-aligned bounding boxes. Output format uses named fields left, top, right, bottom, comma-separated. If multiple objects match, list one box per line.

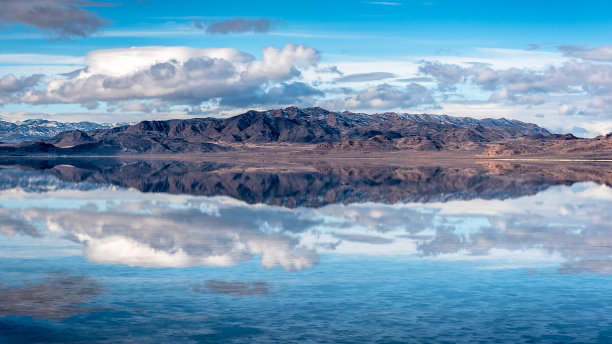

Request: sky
left=1, top=0, right=612, bottom=136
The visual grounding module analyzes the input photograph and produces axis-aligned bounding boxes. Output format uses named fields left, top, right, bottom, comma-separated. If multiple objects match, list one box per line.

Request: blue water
left=0, top=165, right=611, bottom=343
left=1, top=256, right=612, bottom=343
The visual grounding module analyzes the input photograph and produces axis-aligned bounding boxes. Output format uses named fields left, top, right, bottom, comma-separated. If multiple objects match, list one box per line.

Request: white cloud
left=414, top=58, right=612, bottom=135
left=319, top=83, right=435, bottom=110
left=559, top=103, right=577, bottom=116
left=560, top=45, right=612, bottom=62
left=13, top=44, right=321, bottom=110
left=83, top=46, right=253, bottom=77
left=0, top=53, right=84, bottom=66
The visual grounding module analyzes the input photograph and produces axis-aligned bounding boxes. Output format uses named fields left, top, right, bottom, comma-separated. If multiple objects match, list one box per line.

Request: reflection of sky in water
left=1, top=168, right=612, bottom=342
left=0, top=169, right=610, bottom=274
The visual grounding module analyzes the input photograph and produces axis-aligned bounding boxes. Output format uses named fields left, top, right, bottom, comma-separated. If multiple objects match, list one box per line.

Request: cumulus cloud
left=0, top=0, right=112, bottom=39
left=588, top=96, right=612, bottom=109
left=335, top=72, right=396, bottom=83
left=0, top=73, right=44, bottom=104
left=418, top=62, right=465, bottom=86
left=419, top=60, right=612, bottom=107
left=560, top=45, right=612, bottom=61
left=0, top=208, right=40, bottom=237
left=0, top=213, right=40, bottom=238
left=559, top=103, right=577, bottom=116
left=320, top=83, right=436, bottom=110
left=13, top=44, right=321, bottom=110
left=83, top=46, right=253, bottom=77
left=196, top=17, right=272, bottom=34
left=220, top=82, right=323, bottom=108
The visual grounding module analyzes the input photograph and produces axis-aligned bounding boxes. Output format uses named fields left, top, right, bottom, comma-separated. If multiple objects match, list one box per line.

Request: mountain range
left=0, top=107, right=609, bottom=158
left=0, top=119, right=118, bottom=144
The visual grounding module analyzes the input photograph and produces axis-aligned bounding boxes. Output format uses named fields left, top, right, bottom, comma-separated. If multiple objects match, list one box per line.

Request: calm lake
left=0, top=158, right=611, bottom=343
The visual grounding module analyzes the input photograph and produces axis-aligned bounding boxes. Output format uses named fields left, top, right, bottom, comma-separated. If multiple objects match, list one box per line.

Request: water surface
left=0, top=159, right=611, bottom=343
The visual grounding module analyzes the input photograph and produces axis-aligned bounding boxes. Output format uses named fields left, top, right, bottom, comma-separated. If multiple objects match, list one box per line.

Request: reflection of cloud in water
left=560, top=260, right=612, bottom=275
left=196, top=280, right=270, bottom=296
left=0, top=273, right=102, bottom=320
left=0, top=182, right=611, bottom=274
left=17, top=199, right=319, bottom=271
left=334, top=233, right=394, bottom=245
left=0, top=167, right=103, bottom=194
left=413, top=184, right=612, bottom=273
left=0, top=208, right=40, bottom=238
left=303, top=183, right=612, bottom=274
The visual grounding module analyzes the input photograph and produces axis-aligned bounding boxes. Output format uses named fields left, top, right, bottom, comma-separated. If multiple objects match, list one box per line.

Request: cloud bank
left=321, top=83, right=436, bottom=110
left=560, top=45, right=612, bottom=62
left=419, top=59, right=612, bottom=109
left=11, top=44, right=321, bottom=111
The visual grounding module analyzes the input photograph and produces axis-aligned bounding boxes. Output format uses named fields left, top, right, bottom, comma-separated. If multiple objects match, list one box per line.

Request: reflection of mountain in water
left=1, top=161, right=611, bottom=274
left=0, top=167, right=103, bottom=193
left=1, top=158, right=611, bottom=207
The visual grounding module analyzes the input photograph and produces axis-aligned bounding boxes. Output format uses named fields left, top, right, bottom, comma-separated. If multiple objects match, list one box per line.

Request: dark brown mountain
left=0, top=119, right=116, bottom=143
left=481, top=132, right=612, bottom=159
left=0, top=107, right=550, bottom=155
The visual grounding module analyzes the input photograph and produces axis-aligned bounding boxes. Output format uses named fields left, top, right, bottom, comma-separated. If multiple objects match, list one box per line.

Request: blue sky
left=1, top=0, right=612, bottom=136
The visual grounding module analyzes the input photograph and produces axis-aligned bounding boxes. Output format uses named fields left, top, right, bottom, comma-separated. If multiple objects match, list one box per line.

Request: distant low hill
left=0, top=119, right=117, bottom=144
left=0, top=107, right=555, bottom=155
left=481, top=132, right=612, bottom=159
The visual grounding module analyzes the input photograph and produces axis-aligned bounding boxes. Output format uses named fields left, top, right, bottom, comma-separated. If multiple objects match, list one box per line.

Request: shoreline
left=1, top=153, right=612, bottom=163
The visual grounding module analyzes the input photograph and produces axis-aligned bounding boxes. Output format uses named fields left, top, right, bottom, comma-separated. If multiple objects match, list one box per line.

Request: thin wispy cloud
left=366, top=1, right=402, bottom=5
left=195, top=17, right=273, bottom=34
left=335, top=72, right=396, bottom=82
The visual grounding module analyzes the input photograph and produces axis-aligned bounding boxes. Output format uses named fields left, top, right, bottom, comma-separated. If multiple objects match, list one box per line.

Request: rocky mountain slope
left=0, top=119, right=117, bottom=143
left=481, top=133, right=612, bottom=159
left=0, top=107, right=552, bottom=155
